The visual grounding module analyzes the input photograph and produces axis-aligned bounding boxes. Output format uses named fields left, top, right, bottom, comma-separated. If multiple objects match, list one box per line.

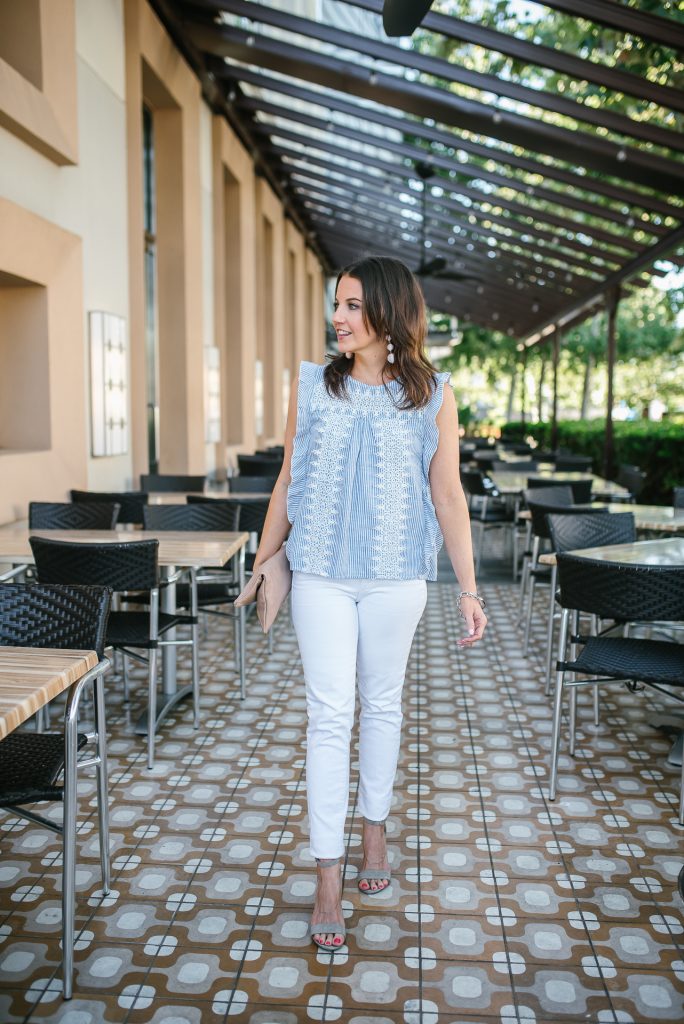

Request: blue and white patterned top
left=286, top=361, right=451, bottom=581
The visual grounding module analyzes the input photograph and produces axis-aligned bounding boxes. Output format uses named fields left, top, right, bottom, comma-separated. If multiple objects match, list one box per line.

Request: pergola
left=152, top=0, right=683, bottom=463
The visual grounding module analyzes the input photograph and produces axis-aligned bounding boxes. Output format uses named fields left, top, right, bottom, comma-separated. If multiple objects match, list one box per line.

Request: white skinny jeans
left=291, top=571, right=427, bottom=859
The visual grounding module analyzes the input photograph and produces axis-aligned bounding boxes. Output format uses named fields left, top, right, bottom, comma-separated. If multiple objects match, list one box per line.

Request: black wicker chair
left=520, top=501, right=609, bottom=656
left=71, top=489, right=148, bottom=526
left=549, top=554, right=684, bottom=820
left=143, top=502, right=246, bottom=687
left=228, top=475, right=277, bottom=493
left=140, top=473, right=206, bottom=493
left=527, top=476, right=593, bottom=504
left=460, top=469, right=516, bottom=576
left=541, top=511, right=637, bottom=692
left=29, top=501, right=120, bottom=530
left=518, top=486, right=574, bottom=606
left=237, top=454, right=282, bottom=477
left=0, top=583, right=111, bottom=998
left=29, top=537, right=199, bottom=769
left=616, top=464, right=647, bottom=501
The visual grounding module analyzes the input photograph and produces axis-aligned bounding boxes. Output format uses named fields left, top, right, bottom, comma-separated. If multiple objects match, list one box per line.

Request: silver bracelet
left=457, top=591, right=486, bottom=616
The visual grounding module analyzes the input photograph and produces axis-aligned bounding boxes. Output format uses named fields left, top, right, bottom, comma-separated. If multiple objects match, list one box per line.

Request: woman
left=253, top=255, right=486, bottom=949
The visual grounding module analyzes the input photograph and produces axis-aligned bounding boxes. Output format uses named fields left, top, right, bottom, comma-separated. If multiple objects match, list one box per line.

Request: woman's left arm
left=429, top=385, right=487, bottom=646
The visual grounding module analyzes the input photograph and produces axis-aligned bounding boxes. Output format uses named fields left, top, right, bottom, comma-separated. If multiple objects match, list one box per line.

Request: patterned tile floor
left=1, top=543, right=683, bottom=1023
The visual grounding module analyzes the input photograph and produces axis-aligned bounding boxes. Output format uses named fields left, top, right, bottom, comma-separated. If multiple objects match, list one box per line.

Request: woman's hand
left=457, top=595, right=487, bottom=647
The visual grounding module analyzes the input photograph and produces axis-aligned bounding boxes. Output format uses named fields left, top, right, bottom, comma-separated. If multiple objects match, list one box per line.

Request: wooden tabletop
left=490, top=470, right=630, bottom=497
left=0, top=529, right=249, bottom=568
left=539, top=537, right=684, bottom=567
left=0, top=647, right=99, bottom=740
left=149, top=492, right=271, bottom=505
left=520, top=503, right=684, bottom=534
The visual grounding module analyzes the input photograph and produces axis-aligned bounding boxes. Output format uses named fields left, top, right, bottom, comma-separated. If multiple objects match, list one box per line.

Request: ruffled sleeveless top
left=285, top=362, right=451, bottom=581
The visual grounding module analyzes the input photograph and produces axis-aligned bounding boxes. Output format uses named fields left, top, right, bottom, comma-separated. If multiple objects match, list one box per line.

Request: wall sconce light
left=204, top=346, right=221, bottom=443
left=89, top=312, right=128, bottom=457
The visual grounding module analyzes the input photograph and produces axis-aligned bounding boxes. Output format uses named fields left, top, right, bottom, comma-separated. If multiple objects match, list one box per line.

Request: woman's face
left=332, top=275, right=380, bottom=357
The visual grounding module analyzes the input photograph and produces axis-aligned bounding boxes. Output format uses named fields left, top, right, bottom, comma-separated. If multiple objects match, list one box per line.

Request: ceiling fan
left=411, top=161, right=480, bottom=283
left=383, top=0, right=434, bottom=36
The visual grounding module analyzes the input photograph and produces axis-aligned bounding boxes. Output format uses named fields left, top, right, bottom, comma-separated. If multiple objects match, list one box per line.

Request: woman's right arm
left=251, top=372, right=299, bottom=569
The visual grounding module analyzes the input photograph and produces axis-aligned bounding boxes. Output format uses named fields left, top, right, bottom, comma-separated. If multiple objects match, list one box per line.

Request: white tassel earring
left=386, top=334, right=395, bottom=364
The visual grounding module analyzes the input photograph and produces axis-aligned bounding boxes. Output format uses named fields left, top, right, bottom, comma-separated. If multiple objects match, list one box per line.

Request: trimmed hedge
left=499, top=420, right=683, bottom=505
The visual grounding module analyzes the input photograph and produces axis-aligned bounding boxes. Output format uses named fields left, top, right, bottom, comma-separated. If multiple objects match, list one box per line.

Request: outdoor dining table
left=538, top=536, right=684, bottom=568
left=0, top=646, right=100, bottom=998
left=490, top=469, right=631, bottom=499
left=0, top=528, right=250, bottom=720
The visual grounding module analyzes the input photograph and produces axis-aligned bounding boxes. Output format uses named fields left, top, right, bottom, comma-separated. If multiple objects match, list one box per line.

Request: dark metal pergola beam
left=184, top=0, right=684, bottom=156
left=288, top=164, right=608, bottom=286
left=190, top=20, right=684, bottom=195
left=242, top=95, right=667, bottom=237
left=542, top=0, right=684, bottom=53
left=523, top=223, right=684, bottom=344
left=234, top=63, right=680, bottom=219
left=299, top=188, right=583, bottom=296
left=339, top=0, right=684, bottom=114
left=272, top=141, right=626, bottom=274
left=248, top=108, right=643, bottom=256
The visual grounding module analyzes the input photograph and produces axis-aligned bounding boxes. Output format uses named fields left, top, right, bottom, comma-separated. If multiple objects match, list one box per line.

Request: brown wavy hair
left=324, top=255, right=438, bottom=410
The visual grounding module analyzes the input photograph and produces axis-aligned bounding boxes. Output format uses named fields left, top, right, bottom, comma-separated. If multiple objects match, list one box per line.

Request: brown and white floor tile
left=1, top=549, right=683, bottom=1022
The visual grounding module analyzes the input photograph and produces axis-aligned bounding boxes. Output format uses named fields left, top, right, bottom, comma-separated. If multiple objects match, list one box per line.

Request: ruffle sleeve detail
left=422, top=371, right=452, bottom=579
left=286, top=361, right=322, bottom=525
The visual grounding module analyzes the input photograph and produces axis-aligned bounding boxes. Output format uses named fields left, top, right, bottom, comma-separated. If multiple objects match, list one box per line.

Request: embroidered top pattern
left=286, top=362, right=451, bottom=581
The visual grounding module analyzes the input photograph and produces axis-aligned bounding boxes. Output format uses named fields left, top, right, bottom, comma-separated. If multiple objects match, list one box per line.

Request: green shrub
left=500, top=420, right=683, bottom=504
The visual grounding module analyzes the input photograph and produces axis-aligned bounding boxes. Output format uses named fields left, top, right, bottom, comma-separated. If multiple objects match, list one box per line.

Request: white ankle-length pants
left=291, top=571, right=427, bottom=859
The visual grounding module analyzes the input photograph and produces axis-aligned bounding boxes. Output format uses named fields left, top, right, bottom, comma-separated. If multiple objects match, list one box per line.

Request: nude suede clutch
left=234, top=545, right=292, bottom=633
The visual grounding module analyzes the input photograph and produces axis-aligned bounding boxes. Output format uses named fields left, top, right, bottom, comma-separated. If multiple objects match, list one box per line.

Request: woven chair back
left=490, top=460, right=539, bottom=472
left=0, top=583, right=111, bottom=658
left=527, top=477, right=593, bottom=504
left=228, top=475, right=277, bottom=493
left=186, top=496, right=268, bottom=534
left=554, top=456, right=593, bottom=472
left=29, top=501, right=120, bottom=531
left=528, top=502, right=605, bottom=541
left=675, top=487, right=684, bottom=510
left=616, top=464, right=646, bottom=497
left=30, top=537, right=159, bottom=592
left=460, top=469, right=494, bottom=499
left=556, top=554, right=684, bottom=622
left=547, top=511, right=636, bottom=554
left=523, top=485, right=574, bottom=509
left=71, top=489, right=148, bottom=526
left=237, top=454, right=283, bottom=477
left=140, top=474, right=206, bottom=493
left=144, top=503, right=239, bottom=532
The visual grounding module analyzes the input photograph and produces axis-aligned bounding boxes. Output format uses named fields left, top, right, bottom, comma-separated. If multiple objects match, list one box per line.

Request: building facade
left=0, top=0, right=326, bottom=524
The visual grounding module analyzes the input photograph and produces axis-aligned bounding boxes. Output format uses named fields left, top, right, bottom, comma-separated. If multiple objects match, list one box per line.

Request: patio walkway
left=1, top=547, right=683, bottom=1023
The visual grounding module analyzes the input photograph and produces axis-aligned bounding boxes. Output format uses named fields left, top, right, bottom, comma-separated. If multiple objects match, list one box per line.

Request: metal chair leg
left=523, top=574, right=536, bottom=655
left=190, top=569, right=201, bottom=729
left=93, top=672, right=111, bottom=893
left=147, top=647, right=158, bottom=770
left=549, top=608, right=570, bottom=801
left=544, top=564, right=558, bottom=696
left=61, top=692, right=79, bottom=999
